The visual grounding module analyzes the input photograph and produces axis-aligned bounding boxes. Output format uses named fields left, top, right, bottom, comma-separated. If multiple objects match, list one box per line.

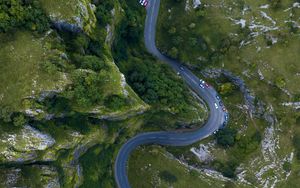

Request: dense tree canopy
left=127, top=60, right=189, bottom=113
left=0, top=0, right=49, bottom=32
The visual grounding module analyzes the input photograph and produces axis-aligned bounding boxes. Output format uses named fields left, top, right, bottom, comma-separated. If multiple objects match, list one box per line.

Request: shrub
left=159, top=170, right=178, bottom=184
left=215, top=127, right=237, bottom=147
left=104, top=95, right=127, bottom=110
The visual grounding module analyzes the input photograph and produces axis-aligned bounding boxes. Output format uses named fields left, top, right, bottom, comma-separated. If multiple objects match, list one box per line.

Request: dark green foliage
left=0, top=0, right=49, bottom=33
left=112, top=0, right=145, bottom=62
left=70, top=34, right=90, bottom=55
left=95, top=0, right=114, bottom=26
left=12, top=114, right=27, bottom=127
left=215, top=127, right=237, bottom=147
left=283, top=161, right=291, bottom=172
left=104, top=95, right=127, bottom=110
left=159, top=170, right=178, bottom=184
left=127, top=60, right=189, bottom=113
left=0, top=106, right=13, bottom=123
left=268, top=0, right=282, bottom=9
left=235, top=131, right=261, bottom=158
left=66, top=70, right=104, bottom=108
left=79, top=145, right=116, bottom=188
left=293, top=133, right=300, bottom=160
left=73, top=55, right=105, bottom=72
left=214, top=131, right=262, bottom=178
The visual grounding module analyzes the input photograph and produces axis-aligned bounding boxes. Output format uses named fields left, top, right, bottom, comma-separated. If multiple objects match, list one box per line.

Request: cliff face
left=40, top=0, right=97, bottom=34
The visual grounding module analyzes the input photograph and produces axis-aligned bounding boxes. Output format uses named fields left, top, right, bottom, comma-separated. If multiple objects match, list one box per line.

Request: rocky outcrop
left=0, top=125, right=55, bottom=164
left=202, top=69, right=256, bottom=114
left=53, top=21, right=82, bottom=33
left=0, top=165, right=60, bottom=188
left=44, top=0, right=97, bottom=34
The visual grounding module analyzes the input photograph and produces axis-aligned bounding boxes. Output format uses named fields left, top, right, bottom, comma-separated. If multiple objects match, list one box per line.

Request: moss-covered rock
left=0, top=125, right=55, bottom=163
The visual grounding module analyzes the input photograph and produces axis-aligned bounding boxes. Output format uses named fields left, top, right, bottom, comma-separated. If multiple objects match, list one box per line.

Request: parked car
left=199, top=84, right=205, bottom=89
left=214, top=103, right=218, bottom=109
left=139, top=0, right=148, bottom=7
left=216, top=95, right=221, bottom=101
left=143, top=0, right=148, bottom=7
left=224, top=114, right=229, bottom=121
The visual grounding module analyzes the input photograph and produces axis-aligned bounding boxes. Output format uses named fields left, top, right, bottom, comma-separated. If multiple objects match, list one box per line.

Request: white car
left=214, top=103, right=218, bottom=109
left=139, top=0, right=148, bottom=6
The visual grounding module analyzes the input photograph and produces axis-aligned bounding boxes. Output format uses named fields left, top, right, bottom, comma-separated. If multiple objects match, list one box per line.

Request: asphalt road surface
left=114, top=0, right=228, bottom=187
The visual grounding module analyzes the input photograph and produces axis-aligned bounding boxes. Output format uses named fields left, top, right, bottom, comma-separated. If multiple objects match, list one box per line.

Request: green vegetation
left=154, top=0, right=300, bottom=186
left=0, top=0, right=49, bottom=33
left=128, top=146, right=226, bottom=188
left=0, top=31, right=69, bottom=112
left=113, top=0, right=207, bottom=125
left=40, top=0, right=97, bottom=34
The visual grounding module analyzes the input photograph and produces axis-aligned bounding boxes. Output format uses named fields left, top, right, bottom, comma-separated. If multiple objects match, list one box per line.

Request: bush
left=104, top=95, right=127, bottom=110
left=219, top=82, right=235, bottom=95
left=66, top=70, right=105, bottom=108
left=159, top=170, right=178, bottom=184
left=13, top=114, right=27, bottom=127
left=73, top=55, right=105, bottom=72
left=215, top=127, right=237, bottom=147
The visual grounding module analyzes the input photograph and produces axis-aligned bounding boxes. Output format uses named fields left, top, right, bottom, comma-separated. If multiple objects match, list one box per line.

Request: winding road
left=114, top=0, right=228, bottom=187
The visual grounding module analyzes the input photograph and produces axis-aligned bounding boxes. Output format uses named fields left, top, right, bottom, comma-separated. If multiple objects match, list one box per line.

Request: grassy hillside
left=0, top=31, right=69, bottom=111
left=154, top=0, right=300, bottom=187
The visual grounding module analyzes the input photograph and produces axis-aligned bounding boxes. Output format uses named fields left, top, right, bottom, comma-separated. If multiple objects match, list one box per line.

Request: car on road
left=224, top=114, right=229, bottom=121
left=214, top=103, right=218, bottom=109
left=139, top=0, right=148, bottom=7
left=143, top=0, right=148, bottom=7
left=204, top=82, right=210, bottom=88
left=221, top=122, right=226, bottom=128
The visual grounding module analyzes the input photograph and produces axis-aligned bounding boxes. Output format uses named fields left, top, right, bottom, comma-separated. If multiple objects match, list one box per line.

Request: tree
left=0, top=0, right=49, bottom=33
left=168, top=27, right=176, bottom=34
left=219, top=82, right=235, bottom=95
left=169, top=47, right=178, bottom=58
left=215, top=127, right=237, bottom=147
left=104, top=95, right=127, bottom=110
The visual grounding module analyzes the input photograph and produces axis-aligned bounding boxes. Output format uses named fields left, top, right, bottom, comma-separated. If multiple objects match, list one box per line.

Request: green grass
left=128, top=146, right=227, bottom=188
left=157, top=0, right=300, bottom=94
left=0, top=31, right=69, bottom=111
